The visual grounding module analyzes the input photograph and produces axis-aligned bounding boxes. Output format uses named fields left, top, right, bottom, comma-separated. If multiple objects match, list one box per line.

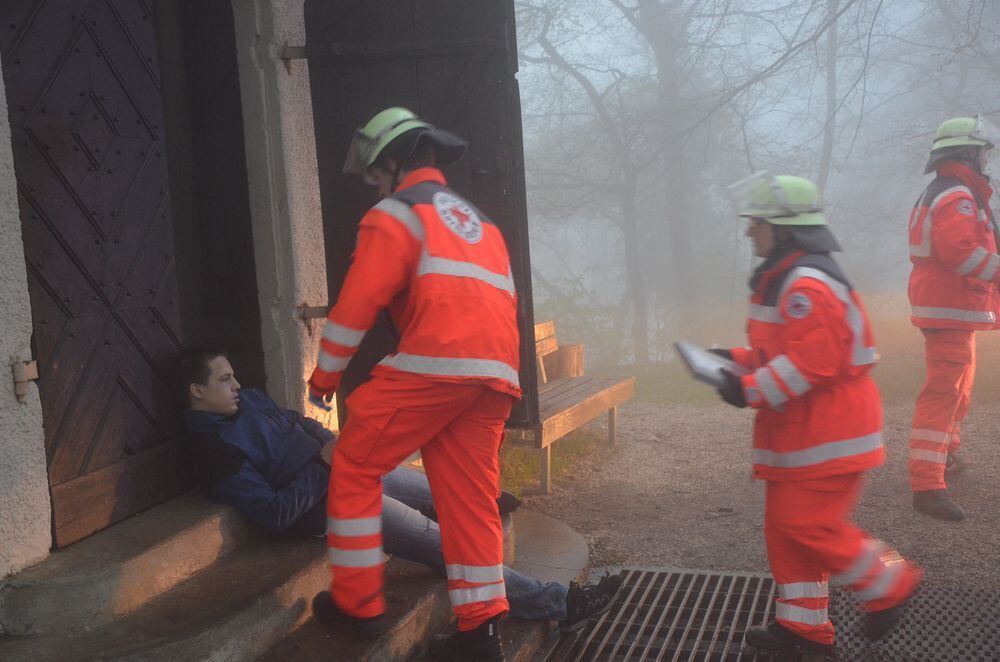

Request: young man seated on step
left=173, top=347, right=623, bottom=630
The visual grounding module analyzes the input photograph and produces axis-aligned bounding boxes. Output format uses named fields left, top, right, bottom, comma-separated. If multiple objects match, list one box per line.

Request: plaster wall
left=0, top=64, right=52, bottom=580
left=230, top=0, right=332, bottom=423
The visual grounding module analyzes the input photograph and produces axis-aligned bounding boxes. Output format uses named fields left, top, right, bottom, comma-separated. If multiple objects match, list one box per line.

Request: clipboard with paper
left=674, top=341, right=749, bottom=388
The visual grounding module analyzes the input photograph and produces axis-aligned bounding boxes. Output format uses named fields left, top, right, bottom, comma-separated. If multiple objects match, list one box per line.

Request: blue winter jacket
left=183, top=389, right=333, bottom=534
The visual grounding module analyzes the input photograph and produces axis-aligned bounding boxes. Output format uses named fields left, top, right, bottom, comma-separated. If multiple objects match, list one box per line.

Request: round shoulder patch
left=957, top=199, right=975, bottom=217
left=433, top=191, right=483, bottom=244
left=784, top=291, right=813, bottom=319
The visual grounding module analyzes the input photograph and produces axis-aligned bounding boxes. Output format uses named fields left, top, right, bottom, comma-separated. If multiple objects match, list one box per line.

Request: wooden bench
left=512, top=321, right=635, bottom=493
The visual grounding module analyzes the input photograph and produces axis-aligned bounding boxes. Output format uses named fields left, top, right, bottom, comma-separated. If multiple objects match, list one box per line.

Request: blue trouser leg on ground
left=382, top=466, right=569, bottom=621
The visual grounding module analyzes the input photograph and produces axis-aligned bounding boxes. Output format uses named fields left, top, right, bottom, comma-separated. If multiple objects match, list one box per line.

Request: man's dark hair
left=374, top=128, right=437, bottom=172
left=171, top=347, right=229, bottom=408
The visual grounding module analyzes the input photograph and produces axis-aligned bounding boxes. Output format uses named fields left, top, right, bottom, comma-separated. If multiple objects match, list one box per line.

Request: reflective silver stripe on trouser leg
left=775, top=603, right=829, bottom=626
left=834, top=539, right=885, bottom=586
left=778, top=581, right=829, bottom=600
left=448, top=582, right=507, bottom=607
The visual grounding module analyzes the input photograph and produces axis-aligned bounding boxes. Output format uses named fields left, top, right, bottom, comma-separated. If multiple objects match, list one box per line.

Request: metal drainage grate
left=542, top=568, right=1000, bottom=662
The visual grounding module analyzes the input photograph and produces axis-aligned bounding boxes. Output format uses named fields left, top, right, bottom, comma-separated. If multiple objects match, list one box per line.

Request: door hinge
left=11, top=359, right=39, bottom=403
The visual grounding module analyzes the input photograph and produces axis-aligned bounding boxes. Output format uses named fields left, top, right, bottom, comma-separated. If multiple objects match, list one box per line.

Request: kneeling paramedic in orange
left=907, top=115, right=998, bottom=521
left=715, top=173, right=923, bottom=657
left=306, top=107, right=520, bottom=661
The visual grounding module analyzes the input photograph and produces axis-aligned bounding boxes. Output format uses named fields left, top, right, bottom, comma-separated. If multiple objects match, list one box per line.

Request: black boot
left=429, top=614, right=505, bottom=662
left=913, top=489, right=965, bottom=521
left=559, top=571, right=626, bottom=632
left=744, top=621, right=834, bottom=656
left=311, top=591, right=388, bottom=637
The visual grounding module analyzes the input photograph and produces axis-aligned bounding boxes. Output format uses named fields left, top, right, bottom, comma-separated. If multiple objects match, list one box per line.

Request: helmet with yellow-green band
left=729, top=172, right=827, bottom=226
left=343, top=107, right=467, bottom=182
left=924, top=114, right=997, bottom=173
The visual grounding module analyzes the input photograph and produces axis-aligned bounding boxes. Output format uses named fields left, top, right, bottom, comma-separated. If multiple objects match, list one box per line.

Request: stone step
left=0, top=536, right=327, bottom=662
left=260, top=509, right=588, bottom=662
left=0, top=490, right=258, bottom=636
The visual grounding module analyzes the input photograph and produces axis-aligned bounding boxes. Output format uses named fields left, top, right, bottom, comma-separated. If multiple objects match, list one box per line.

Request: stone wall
left=0, top=64, right=51, bottom=580
left=230, top=0, right=333, bottom=425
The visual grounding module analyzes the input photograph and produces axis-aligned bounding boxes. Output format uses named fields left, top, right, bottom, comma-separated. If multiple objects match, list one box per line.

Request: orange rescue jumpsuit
left=308, top=168, right=521, bottom=631
left=907, top=160, right=998, bottom=492
left=730, top=250, right=922, bottom=645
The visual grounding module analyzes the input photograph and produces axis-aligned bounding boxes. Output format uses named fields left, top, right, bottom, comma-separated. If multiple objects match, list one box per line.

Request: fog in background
left=515, top=0, right=1000, bottom=371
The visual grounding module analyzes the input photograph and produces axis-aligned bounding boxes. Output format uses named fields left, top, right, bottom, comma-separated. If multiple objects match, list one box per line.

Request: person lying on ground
left=172, top=347, right=623, bottom=630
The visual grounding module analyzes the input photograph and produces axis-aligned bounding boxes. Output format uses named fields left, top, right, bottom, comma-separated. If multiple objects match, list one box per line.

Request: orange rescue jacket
left=908, top=161, right=999, bottom=330
left=308, top=168, right=521, bottom=398
left=730, top=251, right=884, bottom=481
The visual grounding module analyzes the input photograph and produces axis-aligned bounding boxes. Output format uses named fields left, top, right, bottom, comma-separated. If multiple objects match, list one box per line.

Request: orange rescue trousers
left=765, top=475, right=923, bottom=645
left=909, top=329, right=975, bottom=492
left=327, top=376, right=514, bottom=631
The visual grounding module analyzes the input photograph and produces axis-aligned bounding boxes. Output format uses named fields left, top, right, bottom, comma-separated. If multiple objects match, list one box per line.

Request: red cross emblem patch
left=434, top=191, right=483, bottom=244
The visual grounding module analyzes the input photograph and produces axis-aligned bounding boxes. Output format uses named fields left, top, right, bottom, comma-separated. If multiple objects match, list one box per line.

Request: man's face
left=366, top=158, right=399, bottom=198
left=978, top=146, right=993, bottom=173
left=190, top=356, right=241, bottom=416
left=746, top=217, right=776, bottom=258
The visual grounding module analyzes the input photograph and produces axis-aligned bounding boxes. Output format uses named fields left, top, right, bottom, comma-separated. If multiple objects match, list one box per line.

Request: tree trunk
left=621, top=184, right=650, bottom=364
left=817, top=0, right=839, bottom=191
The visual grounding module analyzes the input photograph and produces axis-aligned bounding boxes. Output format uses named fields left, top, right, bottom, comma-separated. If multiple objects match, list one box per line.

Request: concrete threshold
left=0, top=506, right=587, bottom=662
left=0, top=490, right=258, bottom=636
left=0, top=536, right=327, bottom=662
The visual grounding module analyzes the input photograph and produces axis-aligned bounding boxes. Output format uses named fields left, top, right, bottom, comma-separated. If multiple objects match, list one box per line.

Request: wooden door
left=304, top=0, right=539, bottom=428
left=1, top=0, right=191, bottom=546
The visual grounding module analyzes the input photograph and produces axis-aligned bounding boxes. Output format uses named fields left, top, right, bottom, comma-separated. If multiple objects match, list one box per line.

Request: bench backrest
left=535, top=321, right=559, bottom=359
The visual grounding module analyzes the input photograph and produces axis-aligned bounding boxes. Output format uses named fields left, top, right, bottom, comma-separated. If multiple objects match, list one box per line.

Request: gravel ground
left=524, top=400, right=1000, bottom=590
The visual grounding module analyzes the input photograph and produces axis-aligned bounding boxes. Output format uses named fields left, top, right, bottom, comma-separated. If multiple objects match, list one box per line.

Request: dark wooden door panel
left=304, top=0, right=539, bottom=428
left=2, top=0, right=189, bottom=546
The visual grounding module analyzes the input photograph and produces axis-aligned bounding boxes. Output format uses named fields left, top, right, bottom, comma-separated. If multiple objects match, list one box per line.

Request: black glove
left=707, top=348, right=733, bottom=360
left=717, top=368, right=747, bottom=408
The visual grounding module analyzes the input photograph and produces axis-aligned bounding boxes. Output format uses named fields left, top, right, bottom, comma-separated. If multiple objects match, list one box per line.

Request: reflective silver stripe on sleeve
left=779, top=268, right=877, bottom=366
left=909, top=448, right=948, bottom=464
left=318, top=350, right=351, bottom=373
left=380, top=353, right=520, bottom=386
left=418, top=254, right=516, bottom=295
left=446, top=564, right=505, bottom=583
left=748, top=304, right=782, bottom=323
left=753, top=367, right=788, bottom=408
left=775, top=603, right=829, bottom=626
left=752, top=432, right=882, bottom=469
left=374, top=198, right=425, bottom=241
left=769, top=355, right=811, bottom=396
left=855, top=561, right=904, bottom=602
left=909, top=428, right=950, bottom=443
left=956, top=246, right=989, bottom=276
left=778, top=581, right=829, bottom=600
left=322, top=321, right=366, bottom=348
left=328, top=546, right=385, bottom=568
left=978, top=253, right=1000, bottom=282
left=449, top=582, right=507, bottom=607
left=834, top=539, right=885, bottom=586
left=327, top=516, right=381, bottom=537
left=910, top=306, right=996, bottom=324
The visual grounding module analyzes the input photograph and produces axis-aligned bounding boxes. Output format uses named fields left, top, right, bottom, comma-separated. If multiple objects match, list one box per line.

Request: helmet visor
left=343, top=128, right=376, bottom=176
left=727, top=171, right=798, bottom=218
left=972, top=114, right=999, bottom=148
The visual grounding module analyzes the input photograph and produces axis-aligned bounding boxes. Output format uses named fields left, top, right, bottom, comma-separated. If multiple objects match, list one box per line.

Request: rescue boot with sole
left=429, top=614, right=505, bottom=662
left=912, top=489, right=965, bottom=521
left=559, top=571, right=626, bottom=632
left=311, top=591, right=389, bottom=637
left=744, top=621, right=834, bottom=658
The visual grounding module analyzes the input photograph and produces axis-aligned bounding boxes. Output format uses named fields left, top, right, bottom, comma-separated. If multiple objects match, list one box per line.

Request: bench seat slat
left=538, top=377, right=635, bottom=448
